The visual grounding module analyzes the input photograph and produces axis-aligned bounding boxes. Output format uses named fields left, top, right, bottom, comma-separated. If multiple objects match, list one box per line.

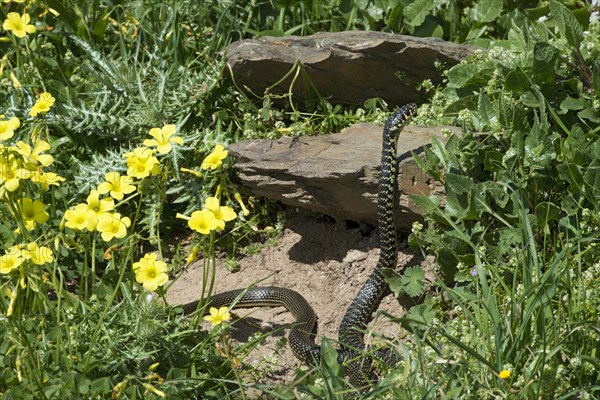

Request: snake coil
left=182, top=103, right=417, bottom=388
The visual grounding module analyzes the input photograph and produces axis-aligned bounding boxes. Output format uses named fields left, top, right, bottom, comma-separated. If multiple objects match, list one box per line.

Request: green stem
left=14, top=318, right=48, bottom=399
left=207, top=231, right=217, bottom=301
left=90, top=234, right=96, bottom=297
left=83, top=241, right=134, bottom=370
left=191, top=234, right=215, bottom=329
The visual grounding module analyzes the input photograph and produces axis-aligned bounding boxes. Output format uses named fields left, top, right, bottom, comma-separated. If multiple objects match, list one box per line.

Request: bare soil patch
left=167, top=213, right=425, bottom=387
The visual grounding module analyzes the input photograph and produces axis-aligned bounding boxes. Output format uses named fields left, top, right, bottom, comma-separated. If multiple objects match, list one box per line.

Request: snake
left=182, top=103, right=417, bottom=387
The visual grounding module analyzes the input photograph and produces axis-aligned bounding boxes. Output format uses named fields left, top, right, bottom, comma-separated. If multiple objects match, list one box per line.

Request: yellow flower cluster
left=1, top=117, right=63, bottom=228
left=0, top=95, right=61, bottom=315
left=63, top=124, right=183, bottom=242
left=0, top=116, right=64, bottom=197
left=1, top=242, right=53, bottom=311
left=176, top=144, right=246, bottom=235
left=177, top=196, right=237, bottom=235
left=64, top=182, right=131, bottom=241
left=0, top=242, right=53, bottom=274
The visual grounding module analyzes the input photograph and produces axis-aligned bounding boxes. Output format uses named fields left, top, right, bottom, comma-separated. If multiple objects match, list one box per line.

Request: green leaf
left=383, top=266, right=426, bottom=297
left=524, top=114, right=555, bottom=167
left=483, top=151, right=503, bottom=173
left=447, top=63, right=490, bottom=88
left=444, top=94, right=480, bottom=115
left=549, top=0, right=584, bottom=47
left=406, top=302, right=436, bottom=324
left=471, top=92, right=496, bottom=130
left=401, top=266, right=426, bottom=297
left=404, top=0, right=435, bottom=27
left=532, top=42, right=558, bottom=86
left=557, top=162, right=584, bottom=193
left=593, top=63, right=600, bottom=96
left=583, top=159, right=600, bottom=201
left=535, top=201, right=561, bottom=231
left=412, top=16, right=444, bottom=37
left=320, top=338, right=343, bottom=377
left=560, top=95, right=586, bottom=111
left=505, top=69, right=529, bottom=91
left=429, top=136, right=450, bottom=169
left=382, top=267, right=404, bottom=298
left=560, top=195, right=580, bottom=216
left=446, top=173, right=474, bottom=194
left=471, top=0, right=503, bottom=23
left=577, top=108, right=600, bottom=123
left=410, top=194, right=441, bottom=214
left=520, top=91, right=540, bottom=107
left=386, top=2, right=405, bottom=32
left=485, top=181, right=510, bottom=208
left=445, top=189, right=470, bottom=218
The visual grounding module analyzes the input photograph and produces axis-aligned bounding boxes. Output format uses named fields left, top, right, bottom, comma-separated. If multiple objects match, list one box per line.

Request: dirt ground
left=166, top=212, right=425, bottom=387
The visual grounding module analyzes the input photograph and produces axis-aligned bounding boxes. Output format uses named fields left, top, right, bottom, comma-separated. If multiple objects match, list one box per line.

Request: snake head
left=384, top=103, right=418, bottom=138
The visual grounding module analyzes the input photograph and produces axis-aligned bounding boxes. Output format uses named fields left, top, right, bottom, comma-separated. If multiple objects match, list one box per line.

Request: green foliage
left=383, top=265, right=426, bottom=297
left=406, top=5, right=600, bottom=398
left=2, top=0, right=600, bottom=398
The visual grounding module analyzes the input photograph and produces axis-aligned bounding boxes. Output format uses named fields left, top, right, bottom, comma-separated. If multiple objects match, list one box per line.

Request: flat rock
left=229, top=123, right=459, bottom=232
left=226, top=31, right=480, bottom=106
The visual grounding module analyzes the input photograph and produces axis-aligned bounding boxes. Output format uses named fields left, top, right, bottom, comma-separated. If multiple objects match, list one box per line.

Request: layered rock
left=226, top=31, right=479, bottom=106
left=229, top=124, right=459, bottom=231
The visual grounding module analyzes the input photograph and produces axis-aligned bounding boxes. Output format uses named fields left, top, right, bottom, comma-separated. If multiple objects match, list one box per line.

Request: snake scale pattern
left=182, top=103, right=417, bottom=388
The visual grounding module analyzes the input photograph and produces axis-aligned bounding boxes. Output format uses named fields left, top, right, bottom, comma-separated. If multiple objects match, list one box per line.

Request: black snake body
left=183, top=103, right=417, bottom=387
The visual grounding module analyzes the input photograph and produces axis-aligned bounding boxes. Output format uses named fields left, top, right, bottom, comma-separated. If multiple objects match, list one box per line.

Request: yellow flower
left=143, top=124, right=183, bottom=154
left=31, top=171, right=65, bottom=191
left=204, top=306, right=231, bottom=326
left=204, top=196, right=236, bottom=230
left=185, top=244, right=199, bottom=264
left=18, top=197, right=49, bottom=230
left=0, top=152, right=30, bottom=192
left=64, top=203, right=95, bottom=231
left=0, top=252, right=22, bottom=274
left=97, top=172, right=136, bottom=200
left=16, top=140, right=54, bottom=168
left=201, top=144, right=228, bottom=170
left=84, top=189, right=115, bottom=230
left=96, top=212, right=131, bottom=241
left=2, top=12, right=36, bottom=38
left=6, top=286, right=18, bottom=316
left=234, top=192, right=250, bottom=216
left=7, top=244, right=26, bottom=260
left=9, top=71, right=21, bottom=89
left=29, top=92, right=55, bottom=117
left=177, top=210, right=218, bottom=234
left=180, top=167, right=202, bottom=177
left=125, top=147, right=160, bottom=179
left=142, top=383, right=166, bottom=398
left=498, top=370, right=511, bottom=379
left=132, top=253, right=169, bottom=292
left=23, top=242, right=53, bottom=265
left=0, top=117, right=20, bottom=141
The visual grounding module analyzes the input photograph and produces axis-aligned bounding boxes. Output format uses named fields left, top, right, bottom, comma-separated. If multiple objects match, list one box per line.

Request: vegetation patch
left=0, top=0, right=598, bottom=399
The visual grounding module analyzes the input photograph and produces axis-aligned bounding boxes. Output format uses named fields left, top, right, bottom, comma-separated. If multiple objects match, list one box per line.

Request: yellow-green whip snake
left=182, top=103, right=418, bottom=387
